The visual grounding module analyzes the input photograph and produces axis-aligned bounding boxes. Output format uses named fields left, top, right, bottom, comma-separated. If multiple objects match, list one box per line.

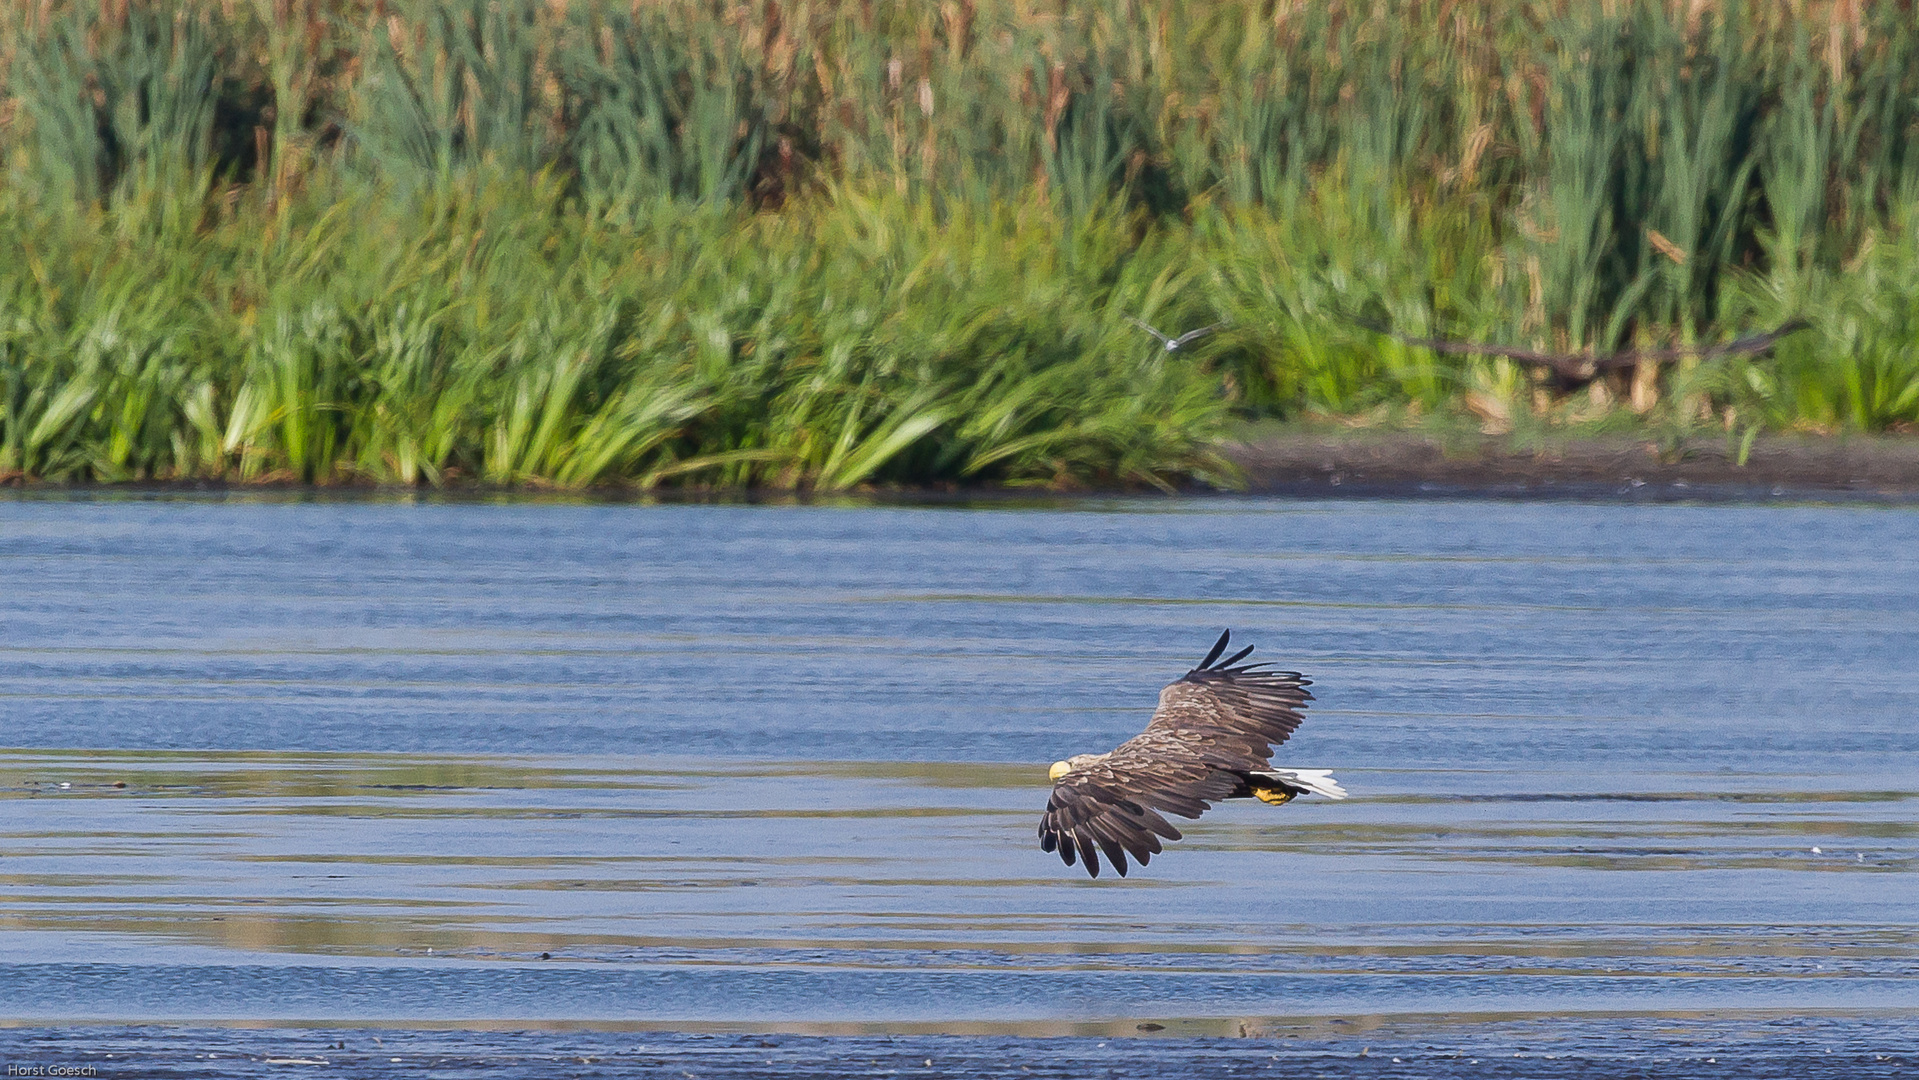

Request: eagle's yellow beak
left=1048, top=760, right=1072, bottom=781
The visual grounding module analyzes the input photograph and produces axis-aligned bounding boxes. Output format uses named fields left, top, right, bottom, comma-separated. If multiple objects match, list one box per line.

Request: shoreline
left=1222, top=429, right=1919, bottom=502
left=3, top=430, right=1918, bottom=504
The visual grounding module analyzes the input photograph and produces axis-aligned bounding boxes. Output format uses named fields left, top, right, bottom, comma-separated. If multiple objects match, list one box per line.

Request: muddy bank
left=5, top=430, right=1917, bottom=502
left=1223, top=429, right=1919, bottom=500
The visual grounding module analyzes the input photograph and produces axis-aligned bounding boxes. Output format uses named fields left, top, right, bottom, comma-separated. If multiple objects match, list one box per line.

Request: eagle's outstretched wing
left=1038, top=631, right=1314, bottom=877
left=1141, top=630, right=1312, bottom=764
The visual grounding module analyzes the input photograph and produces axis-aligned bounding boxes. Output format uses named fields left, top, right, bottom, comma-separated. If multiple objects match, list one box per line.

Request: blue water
left=1, top=494, right=1915, bottom=1074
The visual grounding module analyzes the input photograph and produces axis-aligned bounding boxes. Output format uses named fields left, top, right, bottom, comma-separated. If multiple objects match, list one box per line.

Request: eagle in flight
left=1039, top=630, right=1345, bottom=877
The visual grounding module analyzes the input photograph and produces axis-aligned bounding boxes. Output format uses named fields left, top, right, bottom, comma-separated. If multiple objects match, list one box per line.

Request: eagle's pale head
left=1048, top=753, right=1107, bottom=781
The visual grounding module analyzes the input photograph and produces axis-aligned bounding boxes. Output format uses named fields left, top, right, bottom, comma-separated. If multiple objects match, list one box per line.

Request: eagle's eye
left=1048, top=760, right=1072, bottom=781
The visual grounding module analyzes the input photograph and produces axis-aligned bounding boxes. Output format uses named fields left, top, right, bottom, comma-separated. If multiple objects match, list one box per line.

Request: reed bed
left=0, top=0, right=1915, bottom=487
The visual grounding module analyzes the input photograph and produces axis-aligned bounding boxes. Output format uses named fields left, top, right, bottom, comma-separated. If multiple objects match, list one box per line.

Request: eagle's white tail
left=1253, top=768, right=1347, bottom=800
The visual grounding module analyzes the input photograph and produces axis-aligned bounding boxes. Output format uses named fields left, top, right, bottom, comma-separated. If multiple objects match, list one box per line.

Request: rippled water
left=1, top=494, right=1915, bottom=1074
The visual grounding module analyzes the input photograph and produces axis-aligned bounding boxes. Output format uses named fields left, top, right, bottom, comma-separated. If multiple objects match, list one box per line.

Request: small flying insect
left=1128, top=316, right=1224, bottom=352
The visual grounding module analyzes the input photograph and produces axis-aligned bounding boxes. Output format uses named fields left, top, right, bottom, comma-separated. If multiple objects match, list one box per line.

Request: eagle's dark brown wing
left=1038, top=630, right=1314, bottom=877
left=1038, top=751, right=1204, bottom=878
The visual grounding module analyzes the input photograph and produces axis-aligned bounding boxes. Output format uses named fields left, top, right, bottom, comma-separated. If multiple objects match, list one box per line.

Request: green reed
left=0, top=0, right=1915, bottom=488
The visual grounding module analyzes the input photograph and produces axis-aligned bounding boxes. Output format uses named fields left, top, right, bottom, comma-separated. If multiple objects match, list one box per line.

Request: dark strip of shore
left=1223, top=430, right=1919, bottom=502
left=3, top=433, right=1917, bottom=503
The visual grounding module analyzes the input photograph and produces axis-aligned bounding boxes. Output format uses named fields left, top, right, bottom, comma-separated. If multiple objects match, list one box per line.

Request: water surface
left=1, top=495, right=1914, bottom=1071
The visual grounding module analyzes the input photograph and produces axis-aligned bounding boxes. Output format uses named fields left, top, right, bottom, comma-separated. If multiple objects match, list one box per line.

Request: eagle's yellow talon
left=1253, top=786, right=1296, bottom=805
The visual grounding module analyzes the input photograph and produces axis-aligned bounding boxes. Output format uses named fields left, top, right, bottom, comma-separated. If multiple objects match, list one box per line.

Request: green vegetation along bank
left=1, top=0, right=1916, bottom=489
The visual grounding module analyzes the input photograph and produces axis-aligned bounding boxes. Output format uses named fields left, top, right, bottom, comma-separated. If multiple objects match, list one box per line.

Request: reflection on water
left=0, top=496, right=1916, bottom=1048
left=2, top=749, right=1915, bottom=1027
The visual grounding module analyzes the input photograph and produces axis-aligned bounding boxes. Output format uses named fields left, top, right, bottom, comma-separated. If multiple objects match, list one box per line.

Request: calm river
left=0, top=495, right=1914, bottom=1077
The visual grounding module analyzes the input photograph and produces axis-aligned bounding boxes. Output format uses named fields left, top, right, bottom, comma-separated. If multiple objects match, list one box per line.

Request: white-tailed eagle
left=1039, top=630, right=1345, bottom=877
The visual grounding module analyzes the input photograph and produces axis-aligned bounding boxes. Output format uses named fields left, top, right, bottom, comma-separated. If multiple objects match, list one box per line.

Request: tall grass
left=0, top=0, right=1915, bottom=488
left=0, top=172, right=1232, bottom=487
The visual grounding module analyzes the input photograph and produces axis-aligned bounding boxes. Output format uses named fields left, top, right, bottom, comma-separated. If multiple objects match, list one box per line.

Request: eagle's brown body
left=1038, top=630, right=1344, bottom=877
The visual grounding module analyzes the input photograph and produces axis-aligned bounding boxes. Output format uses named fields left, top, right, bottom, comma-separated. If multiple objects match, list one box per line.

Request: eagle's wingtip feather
left=1196, top=629, right=1231, bottom=671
